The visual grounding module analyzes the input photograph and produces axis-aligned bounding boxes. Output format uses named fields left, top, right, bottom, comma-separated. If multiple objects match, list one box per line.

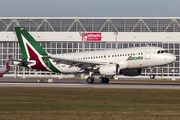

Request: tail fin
left=15, top=27, right=49, bottom=71
left=5, top=55, right=12, bottom=72
left=15, top=27, right=48, bottom=59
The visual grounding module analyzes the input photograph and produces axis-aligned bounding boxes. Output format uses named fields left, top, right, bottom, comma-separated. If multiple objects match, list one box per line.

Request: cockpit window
left=164, top=50, right=168, bottom=53
left=157, top=50, right=168, bottom=54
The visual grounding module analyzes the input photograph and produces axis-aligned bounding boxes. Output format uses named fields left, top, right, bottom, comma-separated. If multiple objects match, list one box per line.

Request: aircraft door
left=145, top=48, right=151, bottom=59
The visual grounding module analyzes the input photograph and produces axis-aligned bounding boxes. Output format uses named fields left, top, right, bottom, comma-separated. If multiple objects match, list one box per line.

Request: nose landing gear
left=150, top=74, right=155, bottom=79
left=149, top=67, right=155, bottom=79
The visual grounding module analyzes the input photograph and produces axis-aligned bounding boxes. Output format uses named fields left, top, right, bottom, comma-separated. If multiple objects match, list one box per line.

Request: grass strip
left=0, top=87, right=180, bottom=120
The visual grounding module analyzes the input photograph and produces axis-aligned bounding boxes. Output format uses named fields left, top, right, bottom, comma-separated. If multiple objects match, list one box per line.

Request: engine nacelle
left=99, top=64, right=120, bottom=76
left=120, top=68, right=141, bottom=76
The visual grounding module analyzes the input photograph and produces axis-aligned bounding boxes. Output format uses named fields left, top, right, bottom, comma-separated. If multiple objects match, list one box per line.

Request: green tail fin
left=15, top=27, right=48, bottom=60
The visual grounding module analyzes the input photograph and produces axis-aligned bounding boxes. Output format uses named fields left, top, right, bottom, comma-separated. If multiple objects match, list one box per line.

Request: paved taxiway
left=0, top=77, right=180, bottom=89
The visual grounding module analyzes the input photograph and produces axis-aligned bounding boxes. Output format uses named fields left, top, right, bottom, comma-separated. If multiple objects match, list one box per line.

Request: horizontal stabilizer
left=12, top=59, right=33, bottom=66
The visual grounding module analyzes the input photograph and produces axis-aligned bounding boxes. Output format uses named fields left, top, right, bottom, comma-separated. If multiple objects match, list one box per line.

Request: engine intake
left=99, top=64, right=120, bottom=76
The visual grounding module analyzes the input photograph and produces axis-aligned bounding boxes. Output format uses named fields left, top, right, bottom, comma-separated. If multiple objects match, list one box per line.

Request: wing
left=46, top=54, right=110, bottom=69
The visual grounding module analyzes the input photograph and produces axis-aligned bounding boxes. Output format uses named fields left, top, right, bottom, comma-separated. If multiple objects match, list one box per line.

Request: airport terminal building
left=0, top=17, right=180, bottom=79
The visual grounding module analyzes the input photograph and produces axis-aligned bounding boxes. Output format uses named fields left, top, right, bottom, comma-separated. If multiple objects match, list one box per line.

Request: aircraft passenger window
left=133, top=53, right=135, bottom=55
left=161, top=51, right=164, bottom=53
left=117, top=55, right=119, bottom=57
left=115, top=55, right=116, bottom=57
left=157, top=51, right=160, bottom=54
left=125, top=54, right=127, bottom=56
left=104, top=56, right=106, bottom=58
left=108, top=55, right=110, bottom=57
left=112, top=55, right=114, bottom=57
left=141, top=53, right=143, bottom=55
left=138, top=53, right=140, bottom=55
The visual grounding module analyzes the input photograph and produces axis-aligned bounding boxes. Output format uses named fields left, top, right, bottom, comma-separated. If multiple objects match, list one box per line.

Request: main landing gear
left=86, top=71, right=110, bottom=84
left=86, top=76, right=110, bottom=84
left=101, top=77, right=109, bottom=83
left=86, top=77, right=110, bottom=84
left=86, top=71, right=94, bottom=83
left=86, top=77, right=94, bottom=84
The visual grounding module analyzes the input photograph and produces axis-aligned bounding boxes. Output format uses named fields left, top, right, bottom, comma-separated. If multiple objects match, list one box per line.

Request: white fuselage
left=50, top=47, right=176, bottom=73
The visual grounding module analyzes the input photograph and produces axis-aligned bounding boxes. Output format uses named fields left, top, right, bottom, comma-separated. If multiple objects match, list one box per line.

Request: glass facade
left=0, top=18, right=180, bottom=78
left=1, top=18, right=180, bottom=32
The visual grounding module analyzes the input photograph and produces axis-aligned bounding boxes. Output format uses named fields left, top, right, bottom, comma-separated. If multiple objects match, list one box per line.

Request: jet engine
left=120, top=68, right=141, bottom=76
left=99, top=64, right=120, bottom=76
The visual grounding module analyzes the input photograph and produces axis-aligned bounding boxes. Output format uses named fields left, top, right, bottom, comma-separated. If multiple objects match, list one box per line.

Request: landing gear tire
left=102, top=77, right=109, bottom=83
left=150, top=74, right=155, bottom=79
left=149, top=67, right=155, bottom=79
left=86, top=77, right=94, bottom=84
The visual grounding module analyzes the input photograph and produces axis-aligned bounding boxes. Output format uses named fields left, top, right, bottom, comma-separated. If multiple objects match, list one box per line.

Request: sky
left=0, top=0, right=180, bottom=17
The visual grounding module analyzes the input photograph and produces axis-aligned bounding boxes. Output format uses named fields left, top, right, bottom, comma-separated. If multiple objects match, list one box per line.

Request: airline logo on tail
left=15, top=27, right=60, bottom=72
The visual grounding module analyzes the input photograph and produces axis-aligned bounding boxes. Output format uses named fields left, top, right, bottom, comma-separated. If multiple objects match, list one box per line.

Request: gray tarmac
left=0, top=77, right=180, bottom=89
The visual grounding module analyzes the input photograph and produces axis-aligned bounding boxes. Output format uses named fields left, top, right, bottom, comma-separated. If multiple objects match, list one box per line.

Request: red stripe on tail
left=26, top=44, right=48, bottom=71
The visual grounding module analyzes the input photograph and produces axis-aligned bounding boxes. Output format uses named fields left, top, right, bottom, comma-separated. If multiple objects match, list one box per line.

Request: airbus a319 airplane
left=14, top=27, right=176, bottom=83
left=0, top=55, right=12, bottom=77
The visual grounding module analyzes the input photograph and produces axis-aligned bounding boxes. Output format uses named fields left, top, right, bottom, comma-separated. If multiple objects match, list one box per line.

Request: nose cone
left=168, top=54, right=176, bottom=63
left=172, top=55, right=176, bottom=62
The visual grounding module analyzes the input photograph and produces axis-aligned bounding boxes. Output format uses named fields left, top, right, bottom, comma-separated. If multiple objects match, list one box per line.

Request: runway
left=0, top=82, right=180, bottom=89
left=0, top=77, right=180, bottom=89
